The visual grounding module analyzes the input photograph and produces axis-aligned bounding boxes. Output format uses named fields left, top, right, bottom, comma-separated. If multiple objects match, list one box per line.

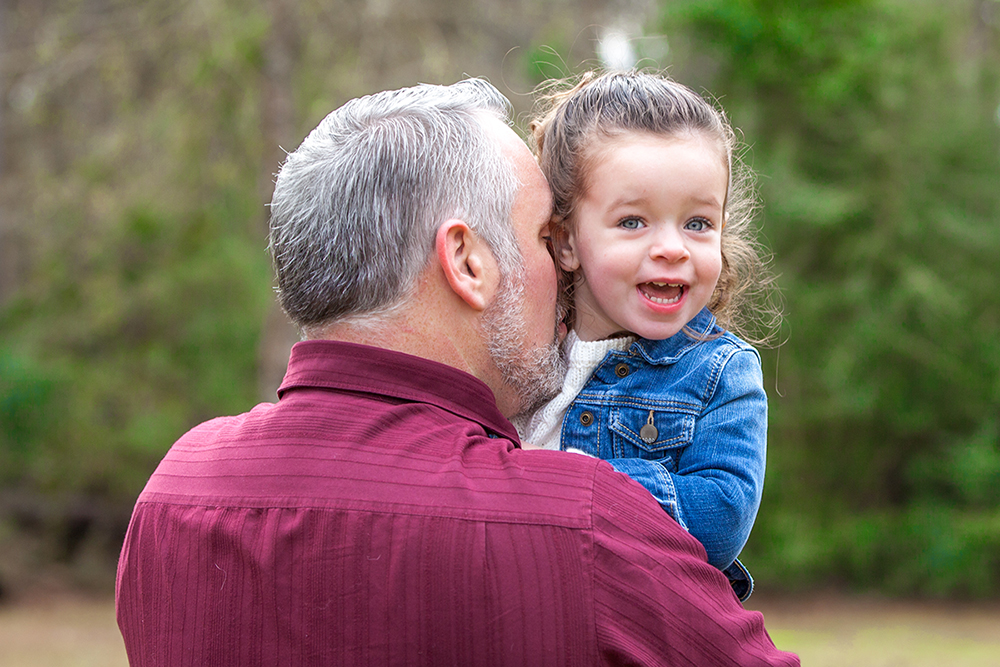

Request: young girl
left=516, top=70, right=778, bottom=601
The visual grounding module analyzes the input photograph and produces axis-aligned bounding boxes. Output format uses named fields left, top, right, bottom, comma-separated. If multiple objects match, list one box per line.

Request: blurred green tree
left=0, top=0, right=617, bottom=590
left=2, top=0, right=998, bottom=597
left=660, top=0, right=1000, bottom=595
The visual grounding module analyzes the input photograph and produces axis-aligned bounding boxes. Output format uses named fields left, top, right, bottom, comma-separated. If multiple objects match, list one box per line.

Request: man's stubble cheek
left=483, top=273, right=566, bottom=416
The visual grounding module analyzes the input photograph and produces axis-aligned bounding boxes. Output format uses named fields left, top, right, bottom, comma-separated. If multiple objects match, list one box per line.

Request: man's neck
left=310, top=303, right=485, bottom=388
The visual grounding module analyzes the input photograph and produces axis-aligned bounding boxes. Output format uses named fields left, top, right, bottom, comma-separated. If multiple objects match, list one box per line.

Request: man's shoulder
left=166, top=401, right=276, bottom=454
left=142, top=404, right=614, bottom=529
left=585, top=456, right=696, bottom=541
left=518, top=450, right=697, bottom=545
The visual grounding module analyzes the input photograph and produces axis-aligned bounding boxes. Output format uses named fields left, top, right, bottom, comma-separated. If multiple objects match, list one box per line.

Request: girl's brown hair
left=530, top=70, right=780, bottom=344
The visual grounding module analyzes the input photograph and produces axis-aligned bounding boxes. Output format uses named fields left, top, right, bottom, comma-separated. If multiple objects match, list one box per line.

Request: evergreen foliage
left=660, top=0, right=1000, bottom=596
left=0, top=0, right=997, bottom=596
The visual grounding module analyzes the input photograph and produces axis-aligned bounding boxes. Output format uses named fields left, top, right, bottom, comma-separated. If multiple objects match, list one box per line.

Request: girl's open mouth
left=639, top=282, right=685, bottom=305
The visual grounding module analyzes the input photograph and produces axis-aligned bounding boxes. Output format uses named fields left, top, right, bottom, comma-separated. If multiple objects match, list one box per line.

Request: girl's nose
left=649, top=227, right=690, bottom=262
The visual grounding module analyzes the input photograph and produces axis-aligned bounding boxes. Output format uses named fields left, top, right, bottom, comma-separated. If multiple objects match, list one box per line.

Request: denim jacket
left=559, top=308, right=767, bottom=577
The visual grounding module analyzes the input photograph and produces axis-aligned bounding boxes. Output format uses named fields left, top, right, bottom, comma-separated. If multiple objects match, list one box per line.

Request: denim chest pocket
left=609, top=406, right=696, bottom=467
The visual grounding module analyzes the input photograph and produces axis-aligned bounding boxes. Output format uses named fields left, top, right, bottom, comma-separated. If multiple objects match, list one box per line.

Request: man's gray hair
left=268, top=78, right=523, bottom=332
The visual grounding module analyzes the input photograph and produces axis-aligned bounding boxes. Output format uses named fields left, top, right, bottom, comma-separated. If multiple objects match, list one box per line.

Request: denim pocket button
left=614, top=363, right=630, bottom=378
left=610, top=406, right=695, bottom=455
left=580, top=411, right=594, bottom=426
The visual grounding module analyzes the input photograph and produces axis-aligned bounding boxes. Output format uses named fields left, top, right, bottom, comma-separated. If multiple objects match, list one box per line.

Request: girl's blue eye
left=619, top=217, right=644, bottom=229
left=685, top=218, right=711, bottom=232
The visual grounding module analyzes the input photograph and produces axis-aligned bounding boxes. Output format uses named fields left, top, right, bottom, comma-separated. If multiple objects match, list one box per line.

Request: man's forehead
left=477, top=114, right=552, bottom=218
left=478, top=115, right=529, bottom=160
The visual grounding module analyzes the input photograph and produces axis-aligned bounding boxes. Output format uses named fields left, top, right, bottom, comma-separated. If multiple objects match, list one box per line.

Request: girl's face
left=557, top=132, right=727, bottom=341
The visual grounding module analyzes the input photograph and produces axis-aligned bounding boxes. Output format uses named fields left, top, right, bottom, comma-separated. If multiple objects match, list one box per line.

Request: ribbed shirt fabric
left=115, top=340, right=797, bottom=666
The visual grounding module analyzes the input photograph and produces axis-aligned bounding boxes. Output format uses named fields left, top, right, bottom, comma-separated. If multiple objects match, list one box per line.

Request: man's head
left=269, top=79, right=522, bottom=330
left=268, top=79, right=564, bottom=415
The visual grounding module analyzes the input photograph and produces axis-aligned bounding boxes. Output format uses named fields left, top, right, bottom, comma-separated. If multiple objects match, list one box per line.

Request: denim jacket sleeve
left=600, top=346, right=767, bottom=569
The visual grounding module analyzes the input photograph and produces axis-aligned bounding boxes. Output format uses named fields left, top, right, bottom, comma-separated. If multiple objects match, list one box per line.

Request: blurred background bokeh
left=1, top=0, right=998, bottom=609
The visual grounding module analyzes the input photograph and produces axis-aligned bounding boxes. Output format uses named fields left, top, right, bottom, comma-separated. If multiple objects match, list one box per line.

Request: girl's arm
left=606, top=348, right=767, bottom=569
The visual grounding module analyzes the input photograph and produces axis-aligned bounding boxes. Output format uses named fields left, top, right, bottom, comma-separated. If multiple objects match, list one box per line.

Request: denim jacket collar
left=630, top=308, right=719, bottom=366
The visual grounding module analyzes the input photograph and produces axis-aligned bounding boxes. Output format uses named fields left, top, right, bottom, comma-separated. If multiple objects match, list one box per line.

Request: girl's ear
left=551, top=224, right=581, bottom=272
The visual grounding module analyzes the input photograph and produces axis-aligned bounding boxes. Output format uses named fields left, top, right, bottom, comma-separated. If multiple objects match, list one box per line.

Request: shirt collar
left=630, top=307, right=720, bottom=364
left=277, top=340, right=519, bottom=441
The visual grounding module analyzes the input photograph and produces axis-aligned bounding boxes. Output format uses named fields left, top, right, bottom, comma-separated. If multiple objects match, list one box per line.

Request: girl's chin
left=632, top=326, right=684, bottom=341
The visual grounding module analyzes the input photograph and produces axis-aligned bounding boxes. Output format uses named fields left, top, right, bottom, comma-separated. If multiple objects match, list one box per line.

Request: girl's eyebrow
left=607, top=193, right=724, bottom=210
left=689, top=194, right=725, bottom=209
left=609, top=195, right=648, bottom=208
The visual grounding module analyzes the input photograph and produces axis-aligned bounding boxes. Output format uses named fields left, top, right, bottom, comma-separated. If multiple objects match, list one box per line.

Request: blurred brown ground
left=1, top=592, right=999, bottom=667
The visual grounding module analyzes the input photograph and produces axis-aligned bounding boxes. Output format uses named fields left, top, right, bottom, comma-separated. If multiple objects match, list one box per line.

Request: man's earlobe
left=552, top=226, right=581, bottom=272
left=436, top=220, right=495, bottom=311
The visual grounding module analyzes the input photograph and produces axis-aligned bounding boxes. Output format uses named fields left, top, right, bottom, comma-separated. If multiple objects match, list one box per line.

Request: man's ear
left=435, top=219, right=496, bottom=311
left=551, top=224, right=580, bottom=272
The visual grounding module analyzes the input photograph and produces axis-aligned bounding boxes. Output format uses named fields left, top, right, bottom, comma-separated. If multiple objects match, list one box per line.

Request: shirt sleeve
left=590, top=463, right=798, bottom=666
left=607, top=347, right=767, bottom=569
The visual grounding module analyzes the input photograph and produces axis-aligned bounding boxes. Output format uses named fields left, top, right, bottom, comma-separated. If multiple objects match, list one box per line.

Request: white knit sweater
left=513, top=330, right=635, bottom=451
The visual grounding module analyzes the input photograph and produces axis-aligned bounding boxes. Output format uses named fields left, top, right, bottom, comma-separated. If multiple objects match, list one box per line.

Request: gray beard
left=483, top=272, right=566, bottom=416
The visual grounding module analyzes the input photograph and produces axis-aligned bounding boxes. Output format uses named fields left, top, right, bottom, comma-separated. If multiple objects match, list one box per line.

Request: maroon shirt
left=116, top=340, right=797, bottom=666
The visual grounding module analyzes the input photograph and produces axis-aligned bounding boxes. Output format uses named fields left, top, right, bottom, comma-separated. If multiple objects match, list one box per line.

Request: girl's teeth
left=641, top=282, right=684, bottom=304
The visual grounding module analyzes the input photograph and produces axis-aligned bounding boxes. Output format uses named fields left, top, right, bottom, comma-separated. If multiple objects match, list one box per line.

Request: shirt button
left=579, top=411, right=594, bottom=426
left=615, top=363, right=630, bottom=378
